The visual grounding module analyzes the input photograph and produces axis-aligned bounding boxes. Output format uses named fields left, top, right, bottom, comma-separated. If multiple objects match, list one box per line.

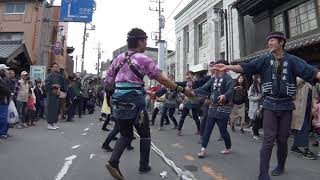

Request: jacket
left=194, top=73, right=235, bottom=120
left=240, top=52, right=319, bottom=111
left=15, top=79, right=29, bottom=102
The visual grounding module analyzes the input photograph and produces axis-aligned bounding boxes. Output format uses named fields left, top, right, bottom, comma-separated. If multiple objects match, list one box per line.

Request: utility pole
left=81, top=23, right=95, bottom=73
left=97, top=42, right=102, bottom=79
left=75, top=55, right=78, bottom=73
left=43, top=0, right=55, bottom=68
left=36, top=0, right=47, bottom=65
left=81, top=23, right=87, bottom=73
left=149, top=0, right=166, bottom=71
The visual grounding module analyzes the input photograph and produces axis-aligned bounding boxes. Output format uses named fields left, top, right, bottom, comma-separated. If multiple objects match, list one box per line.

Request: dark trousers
left=0, top=104, right=9, bottom=136
left=160, top=107, right=177, bottom=127
left=109, top=115, right=151, bottom=169
left=82, top=98, right=88, bottom=114
left=67, top=102, right=75, bottom=121
left=151, top=107, right=169, bottom=124
left=26, top=109, right=36, bottom=124
left=178, top=107, right=200, bottom=132
left=103, top=120, right=120, bottom=147
left=200, top=105, right=209, bottom=137
left=36, top=100, right=44, bottom=119
left=102, top=120, right=134, bottom=147
left=16, top=101, right=27, bottom=123
left=102, top=114, right=111, bottom=130
left=74, top=96, right=83, bottom=117
left=259, top=109, right=292, bottom=179
left=293, top=113, right=311, bottom=148
left=252, top=118, right=263, bottom=136
left=202, top=117, right=231, bottom=149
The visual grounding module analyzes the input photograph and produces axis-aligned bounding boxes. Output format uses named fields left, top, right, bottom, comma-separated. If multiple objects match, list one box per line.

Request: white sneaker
left=47, top=125, right=57, bottom=130
left=54, top=124, right=59, bottom=129
left=220, top=149, right=232, bottom=154
left=253, top=136, right=260, bottom=140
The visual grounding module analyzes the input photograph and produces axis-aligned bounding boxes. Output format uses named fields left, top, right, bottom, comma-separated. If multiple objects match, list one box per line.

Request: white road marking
left=55, top=155, right=77, bottom=180
left=133, top=132, right=197, bottom=180
left=65, top=155, right=77, bottom=161
left=71, top=145, right=80, bottom=149
left=81, top=133, right=87, bottom=136
left=60, top=132, right=64, bottom=134
left=89, top=154, right=96, bottom=159
left=84, top=128, right=89, bottom=131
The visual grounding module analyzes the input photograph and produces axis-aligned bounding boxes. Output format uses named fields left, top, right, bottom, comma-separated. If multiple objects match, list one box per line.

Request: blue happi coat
left=240, top=52, right=319, bottom=111
left=194, top=73, right=235, bottom=120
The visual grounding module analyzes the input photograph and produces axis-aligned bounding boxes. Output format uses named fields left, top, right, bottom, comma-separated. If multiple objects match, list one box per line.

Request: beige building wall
left=0, top=0, right=41, bottom=64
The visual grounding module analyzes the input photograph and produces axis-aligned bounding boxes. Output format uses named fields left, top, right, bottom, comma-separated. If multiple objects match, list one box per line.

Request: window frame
left=272, top=13, right=285, bottom=33
left=4, top=2, right=27, bottom=15
left=198, top=20, right=208, bottom=48
left=220, top=13, right=225, bottom=37
left=186, top=30, right=190, bottom=53
left=286, top=0, right=318, bottom=38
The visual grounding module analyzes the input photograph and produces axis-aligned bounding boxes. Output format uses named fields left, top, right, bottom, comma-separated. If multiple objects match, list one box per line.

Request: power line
left=166, top=0, right=185, bottom=20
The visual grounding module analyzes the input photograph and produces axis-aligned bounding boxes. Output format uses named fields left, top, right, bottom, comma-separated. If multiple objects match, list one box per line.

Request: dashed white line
left=84, top=128, right=89, bottom=131
left=55, top=155, right=77, bottom=180
left=71, top=145, right=80, bottom=149
left=89, top=154, right=96, bottom=159
left=81, top=133, right=87, bottom=136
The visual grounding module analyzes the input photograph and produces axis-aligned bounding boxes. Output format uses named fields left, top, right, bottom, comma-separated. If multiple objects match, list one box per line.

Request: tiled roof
left=0, top=41, right=22, bottom=59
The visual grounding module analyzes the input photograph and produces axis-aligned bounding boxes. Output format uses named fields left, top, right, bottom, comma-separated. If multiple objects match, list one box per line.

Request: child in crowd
left=27, top=88, right=36, bottom=126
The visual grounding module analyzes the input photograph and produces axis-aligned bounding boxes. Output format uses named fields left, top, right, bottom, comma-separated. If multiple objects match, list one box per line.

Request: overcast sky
left=53, top=0, right=193, bottom=73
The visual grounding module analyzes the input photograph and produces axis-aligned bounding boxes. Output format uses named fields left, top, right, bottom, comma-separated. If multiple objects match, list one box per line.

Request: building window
left=198, top=20, right=208, bottom=47
left=171, top=64, right=176, bottom=78
left=186, top=31, right=189, bottom=53
left=220, top=13, right=225, bottom=37
left=273, top=14, right=284, bottom=33
left=220, top=52, right=225, bottom=60
left=288, top=0, right=318, bottom=37
left=5, top=3, right=27, bottom=14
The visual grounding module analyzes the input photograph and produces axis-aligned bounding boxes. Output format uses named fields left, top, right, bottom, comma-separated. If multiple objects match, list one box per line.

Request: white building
left=173, top=0, right=241, bottom=81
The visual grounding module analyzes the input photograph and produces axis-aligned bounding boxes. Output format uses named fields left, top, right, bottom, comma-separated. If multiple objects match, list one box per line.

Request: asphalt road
left=1, top=111, right=320, bottom=180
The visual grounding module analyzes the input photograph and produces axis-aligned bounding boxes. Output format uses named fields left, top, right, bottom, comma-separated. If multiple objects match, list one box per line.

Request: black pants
left=252, top=118, right=263, bottom=136
left=102, top=114, right=111, bottom=130
left=151, top=107, right=169, bottom=125
left=178, top=107, right=200, bottom=132
left=35, top=100, right=44, bottom=119
left=103, top=120, right=133, bottom=148
left=160, top=107, right=177, bottom=127
left=200, top=105, right=209, bottom=137
left=82, top=97, right=88, bottom=114
left=74, top=96, right=83, bottom=117
left=109, top=113, right=151, bottom=169
left=27, top=109, right=36, bottom=124
left=259, top=109, right=292, bottom=180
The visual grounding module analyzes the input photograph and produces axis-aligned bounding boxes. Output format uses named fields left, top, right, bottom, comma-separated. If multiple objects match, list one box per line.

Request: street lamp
left=81, top=23, right=96, bottom=73
left=212, top=8, right=229, bottom=63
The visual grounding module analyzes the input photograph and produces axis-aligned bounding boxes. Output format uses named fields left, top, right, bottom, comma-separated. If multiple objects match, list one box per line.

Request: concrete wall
left=174, top=0, right=241, bottom=81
